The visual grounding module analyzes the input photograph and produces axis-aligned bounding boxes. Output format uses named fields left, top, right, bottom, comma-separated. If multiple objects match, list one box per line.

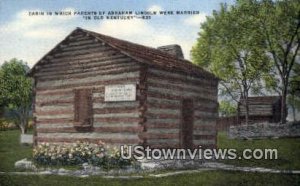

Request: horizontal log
left=93, top=101, right=139, bottom=109
left=37, top=68, right=140, bottom=87
left=148, top=68, right=215, bottom=87
left=145, top=112, right=180, bottom=119
left=193, top=119, right=216, bottom=125
left=94, top=113, right=140, bottom=119
left=36, top=76, right=140, bottom=91
left=194, top=115, right=217, bottom=120
left=193, top=130, right=216, bottom=135
left=193, top=125, right=215, bottom=131
left=146, top=118, right=180, bottom=125
left=147, top=102, right=180, bottom=110
left=147, top=97, right=181, bottom=105
left=193, top=139, right=215, bottom=144
left=36, top=93, right=74, bottom=102
left=93, top=122, right=140, bottom=127
left=92, top=95, right=140, bottom=103
left=37, top=126, right=143, bottom=133
left=36, top=99, right=73, bottom=107
left=146, top=138, right=179, bottom=144
left=147, top=91, right=216, bottom=102
left=94, top=117, right=142, bottom=123
left=148, top=86, right=214, bottom=100
left=40, top=57, right=133, bottom=75
left=36, top=65, right=140, bottom=83
left=193, top=135, right=216, bottom=140
left=93, top=107, right=139, bottom=114
left=59, top=42, right=104, bottom=52
left=36, top=114, right=73, bottom=120
left=193, top=144, right=216, bottom=149
left=147, top=80, right=214, bottom=96
left=37, top=137, right=142, bottom=144
left=36, top=85, right=105, bottom=96
left=68, top=39, right=96, bottom=46
left=36, top=118, right=73, bottom=124
left=146, top=108, right=180, bottom=115
left=41, top=53, right=125, bottom=69
left=145, top=123, right=179, bottom=129
left=36, top=89, right=73, bottom=96
left=36, top=123, right=73, bottom=129
left=145, top=144, right=181, bottom=149
left=194, top=111, right=218, bottom=118
left=37, top=61, right=135, bottom=77
left=35, top=105, right=73, bottom=112
left=53, top=45, right=111, bottom=58
left=139, top=132, right=179, bottom=139
left=35, top=109, right=73, bottom=116
left=49, top=50, right=119, bottom=63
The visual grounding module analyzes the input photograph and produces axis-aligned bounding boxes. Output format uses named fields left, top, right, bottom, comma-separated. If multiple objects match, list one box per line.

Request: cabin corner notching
left=29, top=27, right=219, bottom=149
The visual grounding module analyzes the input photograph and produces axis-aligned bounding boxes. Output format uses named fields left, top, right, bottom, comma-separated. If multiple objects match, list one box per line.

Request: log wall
left=143, top=68, right=218, bottom=149
left=34, top=32, right=143, bottom=146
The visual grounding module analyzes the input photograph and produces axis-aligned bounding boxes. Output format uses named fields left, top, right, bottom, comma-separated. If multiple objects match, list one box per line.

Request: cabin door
left=181, top=99, right=194, bottom=149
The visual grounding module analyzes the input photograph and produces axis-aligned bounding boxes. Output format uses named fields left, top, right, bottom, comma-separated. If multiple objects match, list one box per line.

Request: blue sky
left=0, top=0, right=235, bottom=66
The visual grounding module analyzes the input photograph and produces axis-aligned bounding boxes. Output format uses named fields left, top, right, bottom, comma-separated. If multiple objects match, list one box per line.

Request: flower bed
left=33, top=141, right=134, bottom=169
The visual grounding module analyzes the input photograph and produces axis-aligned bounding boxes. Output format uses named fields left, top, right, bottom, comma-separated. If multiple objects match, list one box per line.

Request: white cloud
left=184, top=13, right=207, bottom=26
left=147, top=5, right=163, bottom=12
left=0, top=8, right=75, bottom=39
left=0, top=8, right=76, bottom=66
left=24, top=28, right=66, bottom=39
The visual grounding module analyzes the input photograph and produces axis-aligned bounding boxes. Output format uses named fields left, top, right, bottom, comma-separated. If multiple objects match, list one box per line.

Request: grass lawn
left=0, top=130, right=32, bottom=172
left=0, top=130, right=300, bottom=186
left=218, top=131, right=300, bottom=170
left=1, top=171, right=300, bottom=186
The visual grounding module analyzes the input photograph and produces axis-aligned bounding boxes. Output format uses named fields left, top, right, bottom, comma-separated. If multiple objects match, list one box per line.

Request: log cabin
left=238, top=96, right=282, bottom=124
left=28, top=27, right=219, bottom=149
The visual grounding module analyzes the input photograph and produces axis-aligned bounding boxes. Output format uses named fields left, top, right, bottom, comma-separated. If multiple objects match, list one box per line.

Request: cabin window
left=74, top=89, right=93, bottom=127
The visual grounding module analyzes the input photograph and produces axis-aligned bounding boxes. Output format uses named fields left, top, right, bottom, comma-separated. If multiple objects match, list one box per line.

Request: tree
left=255, top=0, right=300, bottom=123
left=219, top=100, right=237, bottom=117
left=192, top=0, right=300, bottom=124
left=0, top=58, right=32, bottom=134
left=191, top=2, right=271, bottom=124
left=288, top=63, right=300, bottom=121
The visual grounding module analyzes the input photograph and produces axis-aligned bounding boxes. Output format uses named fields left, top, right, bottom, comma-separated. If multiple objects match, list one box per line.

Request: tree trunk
left=281, top=86, right=287, bottom=124
left=292, top=95, right=296, bottom=122
left=244, top=91, right=249, bottom=125
left=20, top=125, right=26, bottom=134
left=244, top=103, right=249, bottom=125
left=19, top=106, right=29, bottom=134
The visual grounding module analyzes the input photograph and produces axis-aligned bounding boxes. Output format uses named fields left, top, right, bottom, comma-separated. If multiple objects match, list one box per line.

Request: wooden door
left=181, top=99, right=194, bottom=149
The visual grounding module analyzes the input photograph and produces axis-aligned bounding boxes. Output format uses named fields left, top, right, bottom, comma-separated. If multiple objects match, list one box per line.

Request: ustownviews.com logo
left=120, top=145, right=278, bottom=160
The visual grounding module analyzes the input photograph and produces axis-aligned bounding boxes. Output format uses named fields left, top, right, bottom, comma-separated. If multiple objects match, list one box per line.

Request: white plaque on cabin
left=105, top=84, right=136, bottom=102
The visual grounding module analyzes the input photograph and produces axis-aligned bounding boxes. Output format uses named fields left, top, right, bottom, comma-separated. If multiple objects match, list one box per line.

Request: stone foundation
left=228, top=121, right=300, bottom=139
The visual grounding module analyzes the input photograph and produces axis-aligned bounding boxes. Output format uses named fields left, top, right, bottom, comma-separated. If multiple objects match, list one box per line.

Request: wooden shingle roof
left=29, top=27, right=218, bottom=80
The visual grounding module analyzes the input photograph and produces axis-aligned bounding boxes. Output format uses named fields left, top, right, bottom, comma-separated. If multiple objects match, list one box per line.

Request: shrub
left=0, top=119, right=17, bottom=131
left=33, top=141, right=134, bottom=169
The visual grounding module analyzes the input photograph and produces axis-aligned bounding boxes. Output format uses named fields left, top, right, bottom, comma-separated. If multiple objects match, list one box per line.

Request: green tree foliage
left=255, top=0, right=300, bottom=123
left=192, top=0, right=300, bottom=124
left=191, top=1, right=271, bottom=124
left=0, top=58, right=32, bottom=133
left=219, top=100, right=237, bottom=117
